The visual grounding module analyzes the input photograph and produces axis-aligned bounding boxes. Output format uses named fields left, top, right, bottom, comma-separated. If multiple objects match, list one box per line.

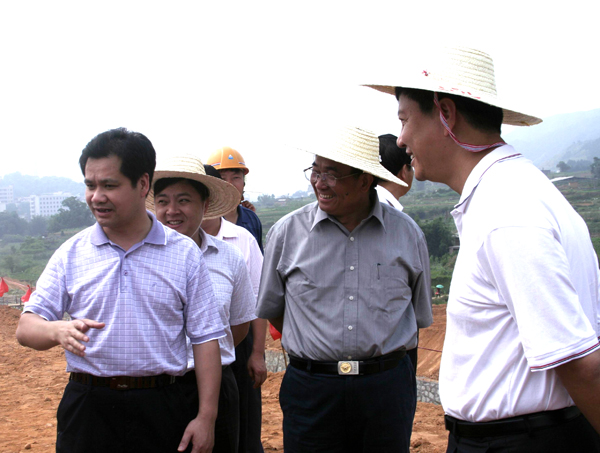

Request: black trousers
left=280, top=354, right=416, bottom=453
left=446, top=413, right=600, bottom=453
left=56, top=379, right=190, bottom=453
left=230, top=325, right=264, bottom=453
left=180, top=366, right=240, bottom=453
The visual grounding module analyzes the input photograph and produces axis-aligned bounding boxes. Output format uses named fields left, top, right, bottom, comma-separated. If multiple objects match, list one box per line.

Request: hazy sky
left=1, top=1, right=599, bottom=198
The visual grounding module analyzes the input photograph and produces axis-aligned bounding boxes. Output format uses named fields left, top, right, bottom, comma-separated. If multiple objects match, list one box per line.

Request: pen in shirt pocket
left=377, top=263, right=381, bottom=280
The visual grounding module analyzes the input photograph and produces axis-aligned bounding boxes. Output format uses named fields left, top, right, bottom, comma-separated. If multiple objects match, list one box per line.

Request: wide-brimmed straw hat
left=146, top=154, right=241, bottom=220
left=364, top=46, right=542, bottom=127
left=301, top=125, right=408, bottom=187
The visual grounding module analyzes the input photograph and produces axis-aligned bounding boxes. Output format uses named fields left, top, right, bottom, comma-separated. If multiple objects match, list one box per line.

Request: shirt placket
left=342, top=233, right=359, bottom=360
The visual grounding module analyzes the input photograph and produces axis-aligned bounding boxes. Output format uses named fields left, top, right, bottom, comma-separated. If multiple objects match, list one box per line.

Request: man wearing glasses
left=256, top=125, right=432, bottom=453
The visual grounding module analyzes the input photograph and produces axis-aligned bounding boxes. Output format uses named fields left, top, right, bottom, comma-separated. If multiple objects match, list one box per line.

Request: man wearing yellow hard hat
left=206, top=147, right=263, bottom=253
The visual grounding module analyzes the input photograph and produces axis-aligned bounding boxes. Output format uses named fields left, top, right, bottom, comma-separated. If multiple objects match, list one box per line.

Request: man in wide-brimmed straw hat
left=149, top=154, right=259, bottom=453
left=256, top=125, right=433, bottom=452
left=366, top=46, right=600, bottom=451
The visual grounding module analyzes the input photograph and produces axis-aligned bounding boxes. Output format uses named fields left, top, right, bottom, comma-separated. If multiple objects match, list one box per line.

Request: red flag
left=269, top=323, right=282, bottom=341
left=21, top=285, right=32, bottom=303
left=0, top=278, right=8, bottom=297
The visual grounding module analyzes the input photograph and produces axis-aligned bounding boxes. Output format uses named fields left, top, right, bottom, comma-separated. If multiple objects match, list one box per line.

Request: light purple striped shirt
left=24, top=212, right=226, bottom=377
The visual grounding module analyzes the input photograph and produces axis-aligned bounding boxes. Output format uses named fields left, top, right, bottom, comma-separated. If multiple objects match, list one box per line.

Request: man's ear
left=139, top=173, right=150, bottom=198
left=361, top=173, right=374, bottom=192
left=437, top=97, right=458, bottom=135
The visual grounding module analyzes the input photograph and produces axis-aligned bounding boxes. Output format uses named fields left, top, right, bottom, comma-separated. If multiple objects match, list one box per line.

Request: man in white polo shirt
left=366, top=46, right=600, bottom=452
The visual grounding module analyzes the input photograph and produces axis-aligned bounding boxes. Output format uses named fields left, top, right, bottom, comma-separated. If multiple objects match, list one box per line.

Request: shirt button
left=348, top=356, right=352, bottom=360
left=350, top=266, right=355, bottom=271
left=348, top=325, right=353, bottom=331
left=349, top=237, right=355, bottom=242
left=124, top=271, right=128, bottom=276
left=349, top=296, right=354, bottom=300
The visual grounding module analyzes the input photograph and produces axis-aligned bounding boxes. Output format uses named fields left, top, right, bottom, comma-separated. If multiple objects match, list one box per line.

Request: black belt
left=445, top=406, right=582, bottom=438
left=69, top=372, right=177, bottom=390
left=289, top=349, right=406, bottom=376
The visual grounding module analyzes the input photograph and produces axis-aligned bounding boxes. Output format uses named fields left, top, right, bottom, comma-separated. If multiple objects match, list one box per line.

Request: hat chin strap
left=434, top=92, right=504, bottom=153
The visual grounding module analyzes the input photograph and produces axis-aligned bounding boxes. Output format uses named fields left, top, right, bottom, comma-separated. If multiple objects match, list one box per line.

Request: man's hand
left=248, top=350, right=267, bottom=388
left=16, top=313, right=104, bottom=354
left=53, top=319, right=106, bottom=357
left=241, top=200, right=256, bottom=212
left=178, top=415, right=215, bottom=453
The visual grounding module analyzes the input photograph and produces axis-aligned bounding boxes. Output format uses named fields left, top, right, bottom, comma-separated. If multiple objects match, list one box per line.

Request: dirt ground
left=0, top=304, right=447, bottom=453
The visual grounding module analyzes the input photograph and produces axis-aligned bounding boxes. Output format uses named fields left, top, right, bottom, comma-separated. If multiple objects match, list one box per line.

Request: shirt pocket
left=368, top=264, right=411, bottom=314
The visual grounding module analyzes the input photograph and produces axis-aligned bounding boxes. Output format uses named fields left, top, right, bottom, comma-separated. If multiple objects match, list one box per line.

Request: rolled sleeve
left=22, top=251, right=69, bottom=321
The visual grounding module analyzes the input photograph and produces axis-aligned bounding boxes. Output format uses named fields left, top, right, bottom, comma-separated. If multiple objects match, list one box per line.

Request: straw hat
left=146, top=154, right=241, bottom=220
left=302, top=125, right=408, bottom=187
left=364, top=46, right=542, bottom=127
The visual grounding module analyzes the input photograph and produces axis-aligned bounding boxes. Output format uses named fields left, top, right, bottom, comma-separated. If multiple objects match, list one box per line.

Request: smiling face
left=154, top=180, right=209, bottom=244
left=311, top=156, right=370, bottom=220
left=397, top=93, right=447, bottom=183
left=84, top=155, right=149, bottom=234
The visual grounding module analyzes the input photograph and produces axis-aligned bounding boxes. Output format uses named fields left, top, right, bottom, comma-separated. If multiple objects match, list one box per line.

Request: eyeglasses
left=303, top=167, right=361, bottom=188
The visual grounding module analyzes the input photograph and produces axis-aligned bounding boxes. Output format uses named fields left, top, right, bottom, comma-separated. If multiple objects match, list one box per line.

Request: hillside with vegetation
left=2, top=173, right=599, bottom=299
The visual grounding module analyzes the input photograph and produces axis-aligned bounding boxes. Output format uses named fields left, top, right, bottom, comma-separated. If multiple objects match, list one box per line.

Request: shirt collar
left=90, top=210, right=166, bottom=247
left=198, top=228, right=219, bottom=254
left=455, top=145, right=522, bottom=212
left=310, top=196, right=385, bottom=232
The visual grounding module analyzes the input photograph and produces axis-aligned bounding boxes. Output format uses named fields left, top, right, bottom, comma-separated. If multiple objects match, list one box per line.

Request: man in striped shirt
left=16, top=128, right=225, bottom=453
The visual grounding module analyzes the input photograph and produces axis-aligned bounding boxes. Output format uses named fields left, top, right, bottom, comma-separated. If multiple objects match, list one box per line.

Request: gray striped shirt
left=257, top=198, right=432, bottom=361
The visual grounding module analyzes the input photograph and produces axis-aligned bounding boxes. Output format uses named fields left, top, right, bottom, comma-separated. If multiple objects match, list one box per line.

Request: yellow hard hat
left=206, top=146, right=249, bottom=175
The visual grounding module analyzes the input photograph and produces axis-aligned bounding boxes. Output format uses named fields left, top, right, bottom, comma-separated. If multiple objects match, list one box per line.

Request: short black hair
left=379, top=134, right=411, bottom=176
left=79, top=128, right=156, bottom=187
left=204, top=164, right=222, bottom=179
left=395, top=87, right=503, bottom=134
left=153, top=177, right=210, bottom=202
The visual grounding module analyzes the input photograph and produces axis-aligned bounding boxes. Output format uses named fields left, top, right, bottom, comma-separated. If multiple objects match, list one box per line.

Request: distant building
left=0, top=185, right=14, bottom=203
left=29, top=192, right=74, bottom=217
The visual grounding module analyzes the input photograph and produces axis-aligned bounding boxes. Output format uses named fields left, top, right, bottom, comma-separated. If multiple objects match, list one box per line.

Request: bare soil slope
left=0, top=304, right=447, bottom=453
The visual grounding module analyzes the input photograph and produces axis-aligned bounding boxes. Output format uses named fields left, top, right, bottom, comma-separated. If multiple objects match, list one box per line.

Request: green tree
left=0, top=211, right=29, bottom=239
left=2, top=255, right=17, bottom=273
left=418, top=217, right=454, bottom=258
left=28, top=216, right=48, bottom=236
left=557, top=161, right=571, bottom=173
left=48, top=197, right=94, bottom=232
left=591, top=157, right=600, bottom=179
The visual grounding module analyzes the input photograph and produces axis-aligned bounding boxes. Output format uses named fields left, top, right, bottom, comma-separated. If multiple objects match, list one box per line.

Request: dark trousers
left=280, top=354, right=416, bottom=453
left=56, top=379, right=190, bottom=453
left=180, top=366, right=240, bottom=453
left=230, top=325, right=264, bottom=453
left=446, top=413, right=600, bottom=453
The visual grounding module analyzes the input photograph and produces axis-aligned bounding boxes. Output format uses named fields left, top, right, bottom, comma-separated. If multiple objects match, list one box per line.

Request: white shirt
left=376, top=185, right=404, bottom=211
left=440, top=145, right=600, bottom=422
left=215, top=219, right=263, bottom=298
left=188, top=229, right=256, bottom=367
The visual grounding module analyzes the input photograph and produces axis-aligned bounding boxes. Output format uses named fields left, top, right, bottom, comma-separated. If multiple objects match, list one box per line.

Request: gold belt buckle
left=337, top=361, right=359, bottom=375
